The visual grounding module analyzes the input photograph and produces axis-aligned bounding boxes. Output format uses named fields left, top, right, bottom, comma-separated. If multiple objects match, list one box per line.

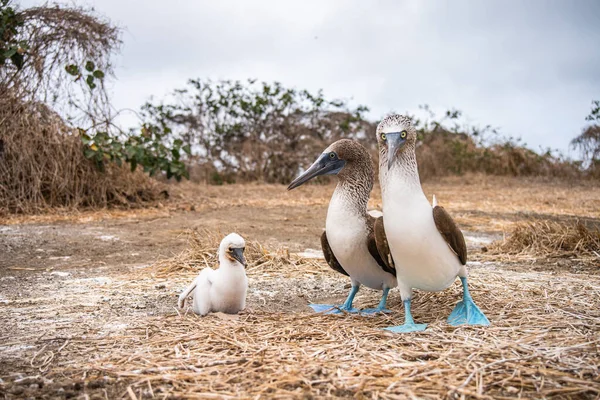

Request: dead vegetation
left=147, top=229, right=324, bottom=280
left=0, top=97, right=164, bottom=214
left=1, top=233, right=599, bottom=399
left=0, top=3, right=164, bottom=214
left=415, top=127, right=580, bottom=181
left=486, top=220, right=600, bottom=272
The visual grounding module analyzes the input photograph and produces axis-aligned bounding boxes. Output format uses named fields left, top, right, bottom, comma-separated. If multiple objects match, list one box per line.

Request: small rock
left=155, top=284, right=166, bottom=289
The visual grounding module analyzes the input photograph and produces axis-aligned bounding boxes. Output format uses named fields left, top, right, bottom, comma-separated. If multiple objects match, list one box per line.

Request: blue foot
left=309, top=303, right=360, bottom=314
left=448, top=277, right=490, bottom=326
left=384, top=299, right=427, bottom=333
left=360, top=307, right=392, bottom=315
left=360, top=287, right=391, bottom=315
left=447, top=300, right=490, bottom=325
left=384, top=323, right=427, bottom=333
left=309, top=285, right=361, bottom=314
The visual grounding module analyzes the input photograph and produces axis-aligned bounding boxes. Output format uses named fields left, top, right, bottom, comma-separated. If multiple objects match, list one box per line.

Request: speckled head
left=287, top=139, right=373, bottom=191
left=376, top=115, right=417, bottom=169
left=325, top=139, right=372, bottom=174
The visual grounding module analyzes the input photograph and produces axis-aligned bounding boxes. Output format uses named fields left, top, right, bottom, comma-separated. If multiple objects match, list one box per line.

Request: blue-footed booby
left=178, top=233, right=248, bottom=316
left=288, top=139, right=396, bottom=314
left=376, top=115, right=489, bottom=332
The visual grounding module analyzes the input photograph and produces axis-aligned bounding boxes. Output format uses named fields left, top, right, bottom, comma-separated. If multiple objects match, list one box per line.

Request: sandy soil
left=0, top=176, right=599, bottom=398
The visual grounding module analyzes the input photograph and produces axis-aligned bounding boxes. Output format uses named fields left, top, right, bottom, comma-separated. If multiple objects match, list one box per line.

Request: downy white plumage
left=178, top=233, right=248, bottom=316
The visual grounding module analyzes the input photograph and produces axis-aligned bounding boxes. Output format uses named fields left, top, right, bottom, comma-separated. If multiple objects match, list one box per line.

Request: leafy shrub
left=80, top=123, right=191, bottom=181
left=141, top=79, right=374, bottom=183
left=0, top=0, right=26, bottom=69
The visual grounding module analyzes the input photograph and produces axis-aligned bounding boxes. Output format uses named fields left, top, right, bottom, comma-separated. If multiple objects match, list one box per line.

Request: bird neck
left=333, top=161, right=373, bottom=216
left=379, top=146, right=422, bottom=197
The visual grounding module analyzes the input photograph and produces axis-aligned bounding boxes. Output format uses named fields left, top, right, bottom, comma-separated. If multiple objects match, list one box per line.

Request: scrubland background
left=1, top=2, right=599, bottom=399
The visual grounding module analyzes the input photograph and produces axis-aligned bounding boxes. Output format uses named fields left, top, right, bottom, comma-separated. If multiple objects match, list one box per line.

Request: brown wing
left=432, top=205, right=467, bottom=265
left=366, top=216, right=396, bottom=277
left=320, top=231, right=349, bottom=277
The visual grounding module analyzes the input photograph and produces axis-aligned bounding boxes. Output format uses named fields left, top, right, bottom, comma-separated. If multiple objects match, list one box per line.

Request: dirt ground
left=1, top=176, right=599, bottom=399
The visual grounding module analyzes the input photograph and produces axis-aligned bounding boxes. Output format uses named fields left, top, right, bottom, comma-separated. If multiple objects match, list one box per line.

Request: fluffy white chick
left=178, top=233, right=248, bottom=316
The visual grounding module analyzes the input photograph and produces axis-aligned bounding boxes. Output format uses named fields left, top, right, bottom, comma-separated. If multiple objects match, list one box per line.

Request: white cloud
left=20, top=0, right=600, bottom=155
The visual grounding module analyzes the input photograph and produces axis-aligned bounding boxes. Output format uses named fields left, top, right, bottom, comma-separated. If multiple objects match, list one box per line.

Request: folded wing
left=321, top=231, right=349, bottom=276
left=367, top=216, right=396, bottom=276
left=432, top=205, right=467, bottom=265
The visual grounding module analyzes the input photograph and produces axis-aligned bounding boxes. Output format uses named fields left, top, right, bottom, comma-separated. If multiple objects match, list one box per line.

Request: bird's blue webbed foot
left=384, top=299, right=427, bottom=332
left=308, top=303, right=360, bottom=314
left=447, top=277, right=490, bottom=326
left=309, top=285, right=360, bottom=314
left=361, top=287, right=392, bottom=314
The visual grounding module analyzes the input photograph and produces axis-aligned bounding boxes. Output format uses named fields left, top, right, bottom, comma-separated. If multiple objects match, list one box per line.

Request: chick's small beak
left=230, top=247, right=247, bottom=267
left=386, top=132, right=406, bottom=170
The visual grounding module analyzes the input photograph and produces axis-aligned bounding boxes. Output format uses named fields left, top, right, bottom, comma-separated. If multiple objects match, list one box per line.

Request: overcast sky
left=23, top=0, right=600, bottom=154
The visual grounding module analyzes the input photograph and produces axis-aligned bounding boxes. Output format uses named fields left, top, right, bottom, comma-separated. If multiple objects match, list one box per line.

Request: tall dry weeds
left=0, top=96, right=163, bottom=214
left=0, top=3, right=163, bottom=214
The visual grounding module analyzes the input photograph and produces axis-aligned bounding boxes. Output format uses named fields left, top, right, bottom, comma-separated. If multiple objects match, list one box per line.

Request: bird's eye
left=228, top=247, right=232, bottom=252
left=329, top=152, right=336, bottom=159
left=381, top=133, right=387, bottom=141
left=400, top=131, right=407, bottom=139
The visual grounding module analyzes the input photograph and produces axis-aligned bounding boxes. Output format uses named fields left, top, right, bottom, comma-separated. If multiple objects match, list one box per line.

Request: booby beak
left=386, top=132, right=406, bottom=170
left=287, top=153, right=346, bottom=190
left=229, top=247, right=247, bottom=267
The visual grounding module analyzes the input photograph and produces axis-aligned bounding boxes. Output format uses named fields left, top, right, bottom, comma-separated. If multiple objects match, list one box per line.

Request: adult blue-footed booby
left=288, top=139, right=396, bottom=314
left=178, top=233, right=248, bottom=316
left=376, top=115, right=489, bottom=332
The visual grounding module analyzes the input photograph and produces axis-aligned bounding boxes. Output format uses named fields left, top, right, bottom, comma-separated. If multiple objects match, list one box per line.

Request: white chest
left=325, top=191, right=397, bottom=290
left=382, top=182, right=461, bottom=292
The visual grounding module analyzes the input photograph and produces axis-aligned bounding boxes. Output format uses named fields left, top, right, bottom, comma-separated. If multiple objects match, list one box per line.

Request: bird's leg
left=309, top=284, right=360, bottom=314
left=361, top=287, right=392, bottom=314
left=384, top=299, right=427, bottom=332
left=340, top=284, right=359, bottom=310
left=447, top=277, right=490, bottom=326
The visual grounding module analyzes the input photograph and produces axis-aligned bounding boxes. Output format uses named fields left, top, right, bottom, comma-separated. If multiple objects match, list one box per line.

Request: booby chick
left=288, top=139, right=396, bottom=314
left=376, top=115, right=489, bottom=332
left=178, top=233, right=248, bottom=316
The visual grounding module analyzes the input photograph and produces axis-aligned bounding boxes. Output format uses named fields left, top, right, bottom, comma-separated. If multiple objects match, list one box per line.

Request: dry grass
left=3, top=175, right=599, bottom=230
left=0, top=97, right=165, bottom=215
left=2, top=234, right=599, bottom=399
left=489, top=220, right=600, bottom=259
left=147, top=229, right=325, bottom=280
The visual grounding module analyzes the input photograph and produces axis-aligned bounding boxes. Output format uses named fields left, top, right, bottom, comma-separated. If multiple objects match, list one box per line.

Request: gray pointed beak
left=288, top=153, right=346, bottom=190
left=386, top=133, right=406, bottom=170
left=230, top=247, right=246, bottom=267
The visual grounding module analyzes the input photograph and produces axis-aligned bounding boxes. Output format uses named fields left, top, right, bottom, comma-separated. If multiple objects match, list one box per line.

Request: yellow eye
left=400, top=131, right=407, bottom=139
left=381, top=133, right=387, bottom=140
left=329, top=152, right=336, bottom=159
